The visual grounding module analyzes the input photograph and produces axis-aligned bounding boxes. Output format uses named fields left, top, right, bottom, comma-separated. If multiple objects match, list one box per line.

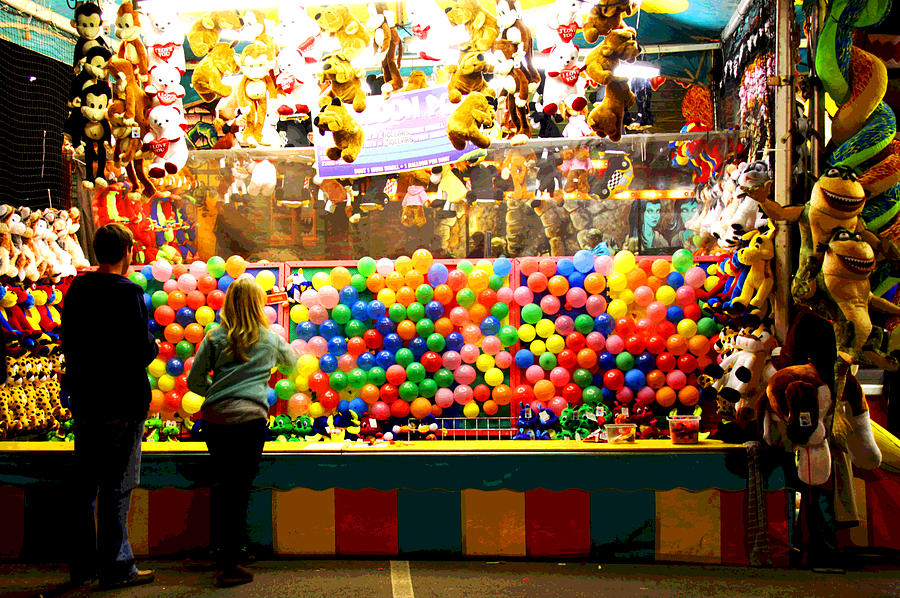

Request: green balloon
left=151, top=290, right=168, bottom=309
left=207, top=256, right=226, bottom=278
left=406, top=362, right=426, bottom=383
left=488, top=274, right=503, bottom=291
left=367, top=366, right=386, bottom=386
left=697, top=317, right=718, bottom=338
left=521, top=303, right=542, bottom=324
left=427, top=333, right=446, bottom=352
left=582, top=385, right=602, bottom=405
left=456, top=289, right=475, bottom=308
left=388, top=303, right=407, bottom=323
left=539, top=352, right=557, bottom=370
left=395, top=348, right=414, bottom=367
left=573, top=368, right=593, bottom=388
left=415, top=284, right=433, bottom=304
left=672, top=249, right=694, bottom=273
left=358, top=256, right=376, bottom=277
left=416, top=319, right=434, bottom=338
left=345, top=319, right=367, bottom=338
left=498, top=325, right=518, bottom=347
left=398, top=381, right=419, bottom=401
left=574, top=314, right=594, bottom=335
left=458, top=260, right=474, bottom=274
left=407, top=302, right=425, bottom=322
left=418, top=378, right=438, bottom=398
left=129, top=272, right=148, bottom=291
left=348, top=368, right=367, bottom=389
left=275, top=379, right=296, bottom=400
left=434, top=368, right=454, bottom=387
left=331, top=304, right=351, bottom=324
left=176, top=341, right=194, bottom=360
left=330, top=371, right=349, bottom=391
left=491, top=303, right=509, bottom=321
left=204, top=322, right=219, bottom=334
left=148, top=373, right=157, bottom=389
left=615, top=351, right=635, bottom=372
left=350, top=274, right=367, bottom=292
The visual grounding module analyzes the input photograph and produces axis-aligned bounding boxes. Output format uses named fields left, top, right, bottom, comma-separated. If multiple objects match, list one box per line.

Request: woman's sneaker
left=215, top=565, right=254, bottom=588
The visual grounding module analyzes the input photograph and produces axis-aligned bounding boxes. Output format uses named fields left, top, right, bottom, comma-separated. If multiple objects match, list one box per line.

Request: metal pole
left=772, top=0, right=795, bottom=343
left=807, top=4, right=825, bottom=178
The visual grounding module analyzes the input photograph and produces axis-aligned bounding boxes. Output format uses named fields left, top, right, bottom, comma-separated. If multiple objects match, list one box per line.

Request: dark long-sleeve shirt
left=61, top=272, right=158, bottom=422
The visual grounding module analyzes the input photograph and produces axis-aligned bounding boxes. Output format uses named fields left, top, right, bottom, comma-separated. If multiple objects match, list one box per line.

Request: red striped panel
left=866, top=469, right=900, bottom=550
left=0, top=486, right=24, bottom=558
left=148, top=488, right=210, bottom=556
left=719, top=490, right=748, bottom=565
left=334, top=488, right=398, bottom=555
left=525, top=489, right=590, bottom=557
left=766, top=490, right=791, bottom=566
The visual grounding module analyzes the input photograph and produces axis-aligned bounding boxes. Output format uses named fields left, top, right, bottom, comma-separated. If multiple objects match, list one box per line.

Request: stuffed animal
left=41, top=212, right=74, bottom=278
left=187, top=10, right=243, bottom=57
left=106, top=57, right=148, bottom=127
left=444, top=0, right=499, bottom=52
left=145, top=63, right=186, bottom=110
left=141, top=3, right=185, bottom=74
left=319, top=51, right=367, bottom=113
left=274, top=47, right=315, bottom=116
left=57, top=209, right=89, bottom=270
left=192, top=42, right=240, bottom=103
left=0, top=206, right=21, bottom=278
left=447, top=92, right=496, bottom=150
left=495, top=0, right=541, bottom=92
left=247, top=160, right=277, bottom=197
left=540, top=42, right=586, bottom=116
left=73, top=82, right=113, bottom=189
left=560, top=147, right=592, bottom=198
left=562, top=97, right=592, bottom=138
left=11, top=209, right=38, bottom=282
left=402, top=70, right=429, bottom=92
left=447, top=50, right=493, bottom=103
left=313, top=97, right=364, bottom=163
left=537, top=0, right=586, bottom=53
left=400, top=169, right=434, bottom=228
left=271, top=5, right=322, bottom=58
left=490, top=40, right=532, bottom=143
left=584, top=27, right=640, bottom=87
left=242, top=9, right=279, bottom=61
left=71, top=2, right=110, bottom=70
left=68, top=46, right=111, bottom=108
left=583, top=0, right=637, bottom=44
left=587, top=78, right=635, bottom=142
left=311, top=5, right=370, bottom=60
left=367, top=3, right=403, bottom=94
left=234, top=42, right=278, bottom=147
left=143, top=104, right=189, bottom=178
left=114, top=2, right=149, bottom=83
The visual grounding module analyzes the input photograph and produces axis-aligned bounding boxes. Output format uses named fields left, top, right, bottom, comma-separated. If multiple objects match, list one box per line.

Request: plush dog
left=447, top=92, right=496, bottom=150
left=447, top=50, right=493, bottom=103
left=587, top=78, right=635, bottom=141
left=583, top=0, right=637, bottom=43
left=561, top=147, right=592, bottom=198
left=311, top=5, right=370, bottom=60
left=445, top=0, right=499, bottom=51
left=191, top=42, right=240, bottom=103
left=314, top=97, right=364, bottom=163
left=584, top=27, right=640, bottom=86
left=187, top=10, right=243, bottom=57
left=319, top=51, right=367, bottom=113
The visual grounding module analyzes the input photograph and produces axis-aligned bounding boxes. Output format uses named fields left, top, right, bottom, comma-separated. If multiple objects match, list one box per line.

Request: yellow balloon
left=677, top=319, right=698, bottom=338
left=607, top=299, right=628, bottom=319
left=377, top=288, right=397, bottom=306
left=476, top=259, right=493, bottom=273
left=225, top=255, right=247, bottom=278
left=618, top=289, right=635, bottom=305
left=290, top=304, right=309, bottom=324
left=546, top=334, right=565, bottom=354
left=298, top=354, right=319, bottom=375
left=476, top=353, right=495, bottom=372
left=182, top=391, right=204, bottom=414
left=518, top=324, right=536, bottom=342
left=395, top=255, right=413, bottom=276
left=330, top=266, right=351, bottom=289
left=613, top=250, right=636, bottom=274
left=256, top=270, right=276, bottom=292
left=468, top=269, right=489, bottom=292
left=463, top=401, right=480, bottom=418
left=608, top=272, right=627, bottom=292
left=195, top=306, right=215, bottom=326
left=530, top=339, right=546, bottom=356
left=148, top=359, right=167, bottom=378
left=535, top=319, right=555, bottom=339
left=411, top=248, right=434, bottom=274
left=157, top=374, right=175, bottom=392
left=295, top=376, right=309, bottom=392
left=311, top=271, right=331, bottom=290
left=706, top=264, right=718, bottom=275
left=704, top=276, right=720, bottom=291
left=308, top=402, right=325, bottom=418
left=484, top=367, right=504, bottom=386
left=656, top=285, right=676, bottom=306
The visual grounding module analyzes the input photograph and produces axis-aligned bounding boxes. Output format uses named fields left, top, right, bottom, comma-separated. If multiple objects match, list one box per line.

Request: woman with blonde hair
left=187, top=277, right=295, bottom=587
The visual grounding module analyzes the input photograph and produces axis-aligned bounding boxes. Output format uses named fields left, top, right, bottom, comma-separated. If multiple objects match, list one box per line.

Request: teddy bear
left=105, top=57, right=148, bottom=128
left=271, top=5, right=322, bottom=58
left=583, top=0, right=637, bottom=44
left=447, top=92, right=496, bottom=150
left=587, top=78, right=635, bottom=141
left=537, top=0, right=586, bottom=53
left=584, top=27, right=640, bottom=86
left=114, top=2, right=149, bottom=83
left=402, top=70, right=429, bottom=92
left=0, top=205, right=21, bottom=278
left=187, top=10, right=243, bottom=57
left=399, top=169, right=435, bottom=228
left=274, top=47, right=316, bottom=116
left=242, top=9, right=279, bottom=62
left=145, top=63, right=186, bottom=110
left=27, top=211, right=61, bottom=280
left=318, top=51, right=367, bottom=113
left=444, top=0, right=499, bottom=52
left=142, top=104, right=189, bottom=178
left=562, top=96, right=593, bottom=137
left=41, top=212, right=75, bottom=279
left=540, top=42, right=586, bottom=116
left=313, top=97, right=364, bottom=163
left=141, top=3, right=185, bottom=73
left=447, top=50, right=493, bottom=103
left=311, top=5, right=370, bottom=60
left=560, top=147, right=592, bottom=198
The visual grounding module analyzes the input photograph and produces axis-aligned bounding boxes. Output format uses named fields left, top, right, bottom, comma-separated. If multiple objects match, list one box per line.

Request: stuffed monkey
left=235, top=42, right=278, bottom=147
left=73, top=82, right=113, bottom=189
left=114, top=2, right=149, bottom=83
left=367, top=3, right=403, bottom=94
left=72, top=2, right=110, bottom=70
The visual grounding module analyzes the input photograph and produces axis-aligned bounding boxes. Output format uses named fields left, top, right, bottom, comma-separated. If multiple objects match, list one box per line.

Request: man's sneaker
left=97, top=569, right=155, bottom=591
left=215, top=565, right=254, bottom=588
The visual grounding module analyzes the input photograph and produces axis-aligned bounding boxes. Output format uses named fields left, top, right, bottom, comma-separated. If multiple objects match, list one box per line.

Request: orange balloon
left=584, top=273, right=606, bottom=294
left=576, top=348, right=598, bottom=369
left=491, top=384, right=512, bottom=405
left=646, top=275, right=663, bottom=293
left=646, top=369, right=666, bottom=390
left=172, top=264, right=188, bottom=279
left=366, top=273, right=386, bottom=293
left=410, top=397, right=433, bottom=419
left=688, top=335, right=710, bottom=356
left=405, top=269, right=424, bottom=288
left=666, top=334, right=688, bottom=356
left=534, top=379, right=555, bottom=401
left=547, top=275, right=569, bottom=297
left=651, top=258, right=671, bottom=278
left=520, top=256, right=539, bottom=275
left=361, top=383, right=380, bottom=404
left=538, top=258, right=556, bottom=277
left=678, top=386, right=700, bottom=406
left=434, top=317, right=454, bottom=337
left=627, top=268, right=648, bottom=289
left=397, top=319, right=417, bottom=340
left=468, top=303, right=488, bottom=324
left=167, top=290, right=187, bottom=310
left=149, top=389, right=165, bottom=411
left=164, top=323, right=184, bottom=343
left=396, top=286, right=415, bottom=307
left=431, top=404, right=443, bottom=418
left=433, top=284, right=453, bottom=305
left=656, top=386, right=677, bottom=407
left=184, top=323, right=205, bottom=344
left=386, top=271, right=405, bottom=291
left=483, top=399, right=499, bottom=416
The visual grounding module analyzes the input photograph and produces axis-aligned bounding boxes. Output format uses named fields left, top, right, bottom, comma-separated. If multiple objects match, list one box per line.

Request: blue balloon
left=367, top=300, right=387, bottom=320
left=351, top=300, right=369, bottom=321
left=666, top=306, right=685, bottom=324
left=445, top=332, right=464, bottom=352
left=573, top=249, right=595, bottom=273
left=624, top=369, right=646, bottom=390
left=601, top=388, right=617, bottom=403
left=148, top=320, right=163, bottom=335
left=319, top=354, right=338, bottom=373
left=375, top=350, right=395, bottom=369
left=175, top=307, right=195, bottom=327
left=327, top=336, right=347, bottom=356
left=356, top=352, right=375, bottom=371
left=144, top=293, right=152, bottom=311
left=339, top=286, right=359, bottom=305
left=383, top=333, right=403, bottom=352
left=425, top=300, right=444, bottom=321
left=592, top=372, right=606, bottom=387
left=375, top=316, right=396, bottom=336
left=595, top=314, right=615, bottom=335
left=296, top=321, right=317, bottom=341
left=165, top=357, right=184, bottom=376
left=634, top=352, right=656, bottom=373
left=556, top=258, right=575, bottom=277
left=515, top=349, right=534, bottom=368
left=141, top=265, right=154, bottom=281
left=427, top=263, right=449, bottom=286
left=217, top=274, right=234, bottom=291
left=349, top=398, right=368, bottom=417
left=337, top=399, right=350, bottom=413
left=493, top=256, right=512, bottom=277
left=597, top=351, right=616, bottom=371
left=266, top=388, right=277, bottom=407
left=480, top=316, right=500, bottom=336
left=567, top=271, right=586, bottom=290
left=408, top=337, right=427, bottom=358
left=666, top=272, right=685, bottom=289
left=319, top=319, right=340, bottom=339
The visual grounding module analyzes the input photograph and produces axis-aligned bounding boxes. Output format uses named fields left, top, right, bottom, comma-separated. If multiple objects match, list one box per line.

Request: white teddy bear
left=145, top=63, right=186, bottom=111
left=539, top=42, right=586, bottom=116
left=141, top=4, right=186, bottom=74
left=537, top=0, right=588, bottom=53
left=143, top=105, right=189, bottom=178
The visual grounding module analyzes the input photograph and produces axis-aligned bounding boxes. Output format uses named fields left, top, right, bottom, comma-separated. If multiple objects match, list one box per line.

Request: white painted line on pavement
left=390, top=560, right=415, bottom=598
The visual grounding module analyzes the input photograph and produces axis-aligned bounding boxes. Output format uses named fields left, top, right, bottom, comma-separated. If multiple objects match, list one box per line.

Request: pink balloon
left=449, top=307, right=469, bottom=326
left=270, top=324, right=285, bottom=338
left=287, top=393, right=311, bottom=417
left=496, top=287, right=513, bottom=304
left=308, top=304, right=328, bottom=325
left=548, top=396, right=568, bottom=416
left=616, top=387, right=634, bottom=403
left=435, top=388, right=454, bottom=408
left=675, top=286, right=696, bottom=306
left=184, top=356, right=194, bottom=372
left=540, top=294, right=560, bottom=315
left=376, top=257, right=394, bottom=277
left=291, top=339, right=308, bottom=355
left=585, top=294, right=607, bottom=317
left=454, top=384, right=474, bottom=404
left=301, top=288, right=320, bottom=307
left=667, top=370, right=687, bottom=390
left=494, top=351, right=512, bottom=369
left=684, top=266, right=707, bottom=289
left=586, top=332, right=606, bottom=352
left=163, top=279, right=178, bottom=293
left=189, top=260, right=207, bottom=279
left=152, top=260, right=172, bottom=282
left=566, top=287, right=587, bottom=309
left=606, top=334, right=625, bottom=354
left=525, top=365, right=545, bottom=384
left=454, top=364, right=477, bottom=385
left=460, top=344, right=480, bottom=364
left=549, top=367, right=570, bottom=387
left=442, top=350, right=462, bottom=370
left=263, top=305, right=278, bottom=324
left=371, top=400, right=392, bottom=420
left=338, top=353, right=357, bottom=372
left=646, top=301, right=666, bottom=323
left=481, top=335, right=501, bottom=355
left=513, top=287, right=534, bottom=306
left=307, top=336, right=327, bottom=357
left=636, top=317, right=654, bottom=333
left=595, top=255, right=614, bottom=276
left=634, top=286, right=654, bottom=307
left=555, top=316, right=575, bottom=336
left=318, top=286, right=339, bottom=309
left=177, top=273, right=197, bottom=293
left=636, top=386, right=656, bottom=406
left=462, top=324, right=482, bottom=344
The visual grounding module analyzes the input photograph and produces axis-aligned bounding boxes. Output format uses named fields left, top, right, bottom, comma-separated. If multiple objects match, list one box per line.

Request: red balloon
left=562, top=383, right=582, bottom=402
left=421, top=351, right=443, bottom=372
left=638, top=259, right=654, bottom=274
left=513, top=384, right=534, bottom=404
left=616, top=318, right=636, bottom=337
left=682, top=304, right=702, bottom=321
left=391, top=399, right=410, bottom=418
left=198, top=275, right=217, bottom=294
left=347, top=337, right=366, bottom=356
left=370, top=401, right=391, bottom=420
left=556, top=349, right=577, bottom=369
left=309, top=371, right=330, bottom=393
left=186, top=290, right=206, bottom=311
left=656, top=353, right=676, bottom=373
left=385, top=364, right=407, bottom=385
left=380, top=383, right=399, bottom=404
left=207, top=290, right=225, bottom=311
left=175, top=374, right=189, bottom=394
left=677, top=354, right=698, bottom=373
left=646, top=334, right=666, bottom=354
left=477, top=289, right=498, bottom=307
left=158, top=342, right=175, bottom=360
left=364, top=329, right=384, bottom=350
left=656, top=320, right=676, bottom=338
left=624, top=335, right=646, bottom=355
left=473, top=384, right=491, bottom=402
left=319, top=389, right=340, bottom=410
left=604, top=369, right=625, bottom=390
left=164, top=390, right=182, bottom=411
left=154, top=305, right=175, bottom=326
left=447, top=269, right=468, bottom=291
left=565, top=332, right=586, bottom=351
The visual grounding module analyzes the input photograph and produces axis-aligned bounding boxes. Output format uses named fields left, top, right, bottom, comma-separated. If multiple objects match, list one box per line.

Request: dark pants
left=205, top=419, right=266, bottom=569
left=71, top=419, right=143, bottom=583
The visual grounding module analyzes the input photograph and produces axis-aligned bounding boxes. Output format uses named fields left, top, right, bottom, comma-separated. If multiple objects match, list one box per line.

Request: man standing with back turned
left=62, top=223, right=158, bottom=589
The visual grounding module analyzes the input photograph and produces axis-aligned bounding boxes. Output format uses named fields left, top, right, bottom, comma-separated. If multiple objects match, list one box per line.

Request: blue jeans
left=70, top=420, right=143, bottom=583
